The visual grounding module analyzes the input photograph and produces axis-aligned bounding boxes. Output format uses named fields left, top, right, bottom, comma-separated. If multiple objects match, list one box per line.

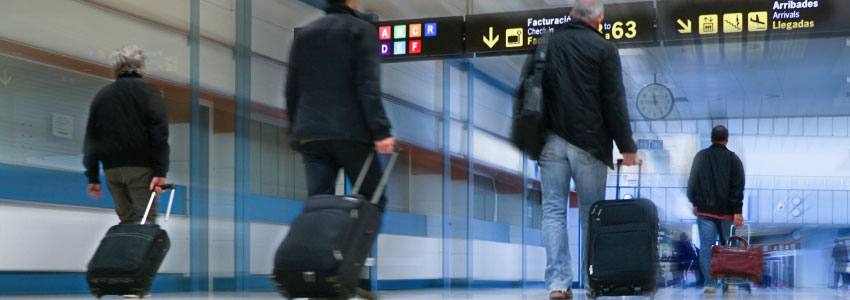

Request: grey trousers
left=104, top=167, right=156, bottom=224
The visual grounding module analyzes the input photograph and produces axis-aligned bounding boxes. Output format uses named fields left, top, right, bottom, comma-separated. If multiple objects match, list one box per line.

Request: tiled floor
left=2, top=288, right=849, bottom=300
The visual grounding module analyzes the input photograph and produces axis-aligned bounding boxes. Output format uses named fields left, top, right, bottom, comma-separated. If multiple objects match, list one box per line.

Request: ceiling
left=472, top=35, right=850, bottom=120
left=358, top=0, right=850, bottom=121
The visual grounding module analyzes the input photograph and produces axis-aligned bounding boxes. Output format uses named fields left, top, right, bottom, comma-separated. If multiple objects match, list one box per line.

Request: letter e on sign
left=393, top=41, right=407, bottom=55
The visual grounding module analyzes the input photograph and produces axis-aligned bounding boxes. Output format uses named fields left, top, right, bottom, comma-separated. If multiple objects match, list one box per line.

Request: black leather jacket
left=687, top=144, right=746, bottom=215
left=285, top=4, right=392, bottom=146
left=541, top=21, right=637, bottom=168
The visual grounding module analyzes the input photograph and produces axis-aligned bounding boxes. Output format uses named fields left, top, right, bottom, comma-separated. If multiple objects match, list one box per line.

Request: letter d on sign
left=380, top=42, right=391, bottom=56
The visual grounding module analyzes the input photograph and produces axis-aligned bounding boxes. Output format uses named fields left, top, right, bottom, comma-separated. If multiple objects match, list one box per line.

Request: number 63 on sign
left=598, top=20, right=638, bottom=40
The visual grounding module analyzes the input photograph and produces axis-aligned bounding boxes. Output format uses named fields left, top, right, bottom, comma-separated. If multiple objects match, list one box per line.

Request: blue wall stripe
left=0, top=272, right=191, bottom=295
left=0, top=272, right=547, bottom=295
left=379, top=279, right=443, bottom=290
left=212, top=275, right=277, bottom=292
left=524, top=228, right=544, bottom=246
left=381, top=211, right=428, bottom=237
left=0, top=163, right=187, bottom=215
left=471, top=219, right=509, bottom=243
left=0, top=162, right=542, bottom=246
left=244, top=194, right=304, bottom=224
left=240, top=194, right=545, bottom=246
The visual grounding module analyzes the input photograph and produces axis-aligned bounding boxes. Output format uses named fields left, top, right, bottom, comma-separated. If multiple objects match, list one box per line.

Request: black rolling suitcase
left=273, top=151, right=399, bottom=299
left=587, top=160, right=658, bottom=299
left=87, top=184, right=176, bottom=298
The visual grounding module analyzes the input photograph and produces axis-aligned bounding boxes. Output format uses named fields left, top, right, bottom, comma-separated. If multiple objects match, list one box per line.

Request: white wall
left=246, top=222, right=546, bottom=283
left=0, top=200, right=190, bottom=274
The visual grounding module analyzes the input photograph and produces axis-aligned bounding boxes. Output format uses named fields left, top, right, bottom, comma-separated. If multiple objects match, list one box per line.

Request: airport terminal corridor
left=0, top=0, right=849, bottom=299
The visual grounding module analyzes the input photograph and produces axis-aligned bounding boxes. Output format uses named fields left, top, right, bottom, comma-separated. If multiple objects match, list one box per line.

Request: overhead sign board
left=658, top=0, right=850, bottom=41
left=465, top=2, right=658, bottom=55
left=375, top=16, right=465, bottom=61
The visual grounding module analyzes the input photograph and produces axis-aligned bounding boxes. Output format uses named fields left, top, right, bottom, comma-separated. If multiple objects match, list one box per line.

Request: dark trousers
left=300, top=140, right=385, bottom=292
left=104, top=166, right=156, bottom=224
left=300, top=140, right=387, bottom=208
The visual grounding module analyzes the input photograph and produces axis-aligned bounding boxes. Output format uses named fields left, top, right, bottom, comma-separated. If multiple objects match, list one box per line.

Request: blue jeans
left=697, top=216, right=733, bottom=287
left=540, top=134, right=608, bottom=292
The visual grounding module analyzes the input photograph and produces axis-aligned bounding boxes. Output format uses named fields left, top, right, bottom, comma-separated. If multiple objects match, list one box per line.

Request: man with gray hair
left=532, top=0, right=638, bottom=298
left=83, top=45, right=170, bottom=224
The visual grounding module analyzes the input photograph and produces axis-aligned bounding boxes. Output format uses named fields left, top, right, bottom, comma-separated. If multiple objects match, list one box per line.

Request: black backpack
left=511, top=34, right=550, bottom=160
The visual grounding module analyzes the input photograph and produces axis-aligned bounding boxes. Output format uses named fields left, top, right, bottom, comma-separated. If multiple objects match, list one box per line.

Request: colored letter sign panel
left=376, top=17, right=463, bottom=61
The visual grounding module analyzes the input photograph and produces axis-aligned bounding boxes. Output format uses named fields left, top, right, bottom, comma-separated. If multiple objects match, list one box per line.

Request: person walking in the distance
left=84, top=45, right=170, bottom=224
left=285, top=0, right=395, bottom=295
left=534, top=0, right=639, bottom=298
left=687, top=125, right=745, bottom=294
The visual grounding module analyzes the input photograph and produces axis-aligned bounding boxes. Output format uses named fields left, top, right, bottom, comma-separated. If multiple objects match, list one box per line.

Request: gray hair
left=571, top=0, right=605, bottom=21
left=110, top=45, right=146, bottom=77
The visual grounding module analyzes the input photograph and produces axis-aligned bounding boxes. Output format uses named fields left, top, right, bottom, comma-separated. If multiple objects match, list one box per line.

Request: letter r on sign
left=424, top=23, right=438, bottom=37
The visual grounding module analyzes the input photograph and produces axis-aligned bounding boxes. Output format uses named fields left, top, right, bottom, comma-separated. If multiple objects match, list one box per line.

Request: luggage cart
left=720, top=224, right=754, bottom=294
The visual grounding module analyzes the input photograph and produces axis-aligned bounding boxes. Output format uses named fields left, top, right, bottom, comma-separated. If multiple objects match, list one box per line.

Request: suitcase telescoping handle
left=728, top=223, right=751, bottom=246
left=615, top=159, right=643, bottom=199
left=141, top=184, right=176, bottom=225
left=352, top=149, right=401, bottom=205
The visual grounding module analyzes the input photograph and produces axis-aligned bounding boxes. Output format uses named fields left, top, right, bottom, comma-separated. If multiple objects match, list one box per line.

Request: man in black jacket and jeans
left=285, top=0, right=394, bottom=294
left=537, top=0, right=638, bottom=298
left=286, top=0, right=395, bottom=205
left=687, top=125, right=745, bottom=294
left=83, top=45, right=170, bottom=224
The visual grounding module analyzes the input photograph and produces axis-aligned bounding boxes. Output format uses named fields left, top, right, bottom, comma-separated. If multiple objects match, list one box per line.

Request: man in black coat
left=285, top=0, right=395, bottom=294
left=537, top=0, right=639, bottom=298
left=687, top=125, right=746, bottom=294
left=83, top=45, right=170, bottom=225
left=286, top=0, right=396, bottom=208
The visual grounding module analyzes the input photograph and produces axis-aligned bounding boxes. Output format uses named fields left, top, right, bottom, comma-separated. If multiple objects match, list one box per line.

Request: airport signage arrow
left=0, top=70, right=11, bottom=86
left=483, top=27, right=500, bottom=49
left=677, top=19, right=693, bottom=33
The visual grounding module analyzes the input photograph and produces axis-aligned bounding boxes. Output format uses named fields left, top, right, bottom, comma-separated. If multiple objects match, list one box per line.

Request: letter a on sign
left=379, top=26, right=392, bottom=40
